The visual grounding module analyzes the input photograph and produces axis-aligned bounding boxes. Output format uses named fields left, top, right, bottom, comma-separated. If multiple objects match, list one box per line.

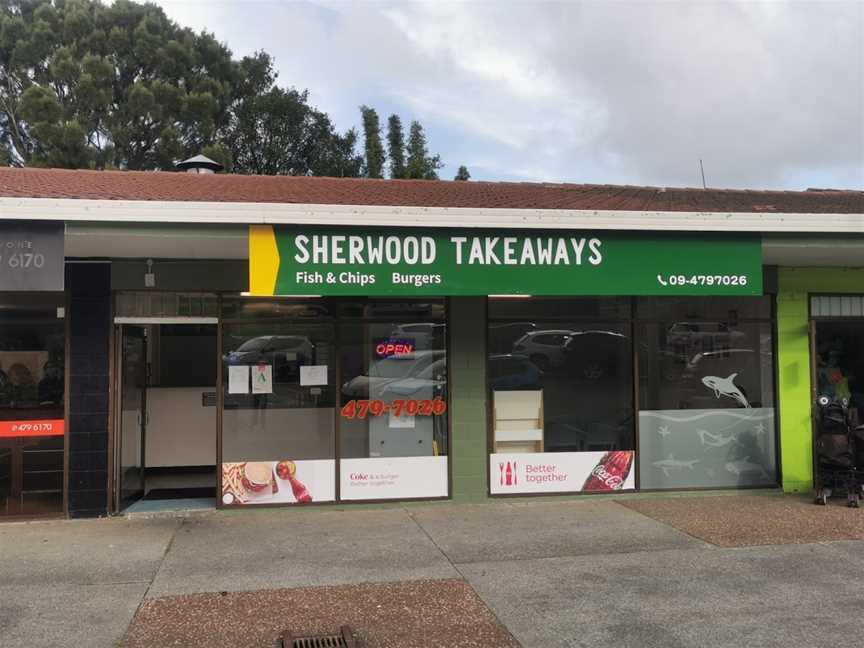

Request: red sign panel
left=0, top=419, right=65, bottom=438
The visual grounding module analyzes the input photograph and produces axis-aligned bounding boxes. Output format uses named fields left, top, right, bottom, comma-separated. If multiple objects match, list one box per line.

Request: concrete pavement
left=0, top=518, right=179, bottom=647
left=460, top=541, right=864, bottom=648
left=147, top=508, right=459, bottom=596
left=1, top=496, right=863, bottom=647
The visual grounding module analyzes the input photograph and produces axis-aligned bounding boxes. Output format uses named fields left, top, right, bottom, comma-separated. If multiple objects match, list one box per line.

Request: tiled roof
left=0, top=167, right=861, bottom=213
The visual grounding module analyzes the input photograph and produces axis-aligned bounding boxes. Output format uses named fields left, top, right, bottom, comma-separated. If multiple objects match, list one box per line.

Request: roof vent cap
left=175, top=154, right=223, bottom=174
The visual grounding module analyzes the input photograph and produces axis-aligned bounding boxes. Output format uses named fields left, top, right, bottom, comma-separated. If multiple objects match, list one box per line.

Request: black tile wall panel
left=66, top=263, right=111, bottom=518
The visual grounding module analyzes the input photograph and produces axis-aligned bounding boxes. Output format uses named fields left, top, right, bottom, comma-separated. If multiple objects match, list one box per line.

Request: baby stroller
left=814, top=396, right=860, bottom=507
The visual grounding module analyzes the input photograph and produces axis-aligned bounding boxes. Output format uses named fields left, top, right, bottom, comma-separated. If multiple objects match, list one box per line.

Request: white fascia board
left=0, top=196, right=862, bottom=233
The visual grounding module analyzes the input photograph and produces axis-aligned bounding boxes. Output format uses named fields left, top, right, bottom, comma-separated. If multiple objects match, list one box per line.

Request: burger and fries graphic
left=222, top=460, right=312, bottom=504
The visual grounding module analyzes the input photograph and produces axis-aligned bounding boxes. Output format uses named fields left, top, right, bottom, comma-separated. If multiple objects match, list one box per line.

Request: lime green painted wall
left=449, top=297, right=489, bottom=501
left=777, top=267, right=864, bottom=492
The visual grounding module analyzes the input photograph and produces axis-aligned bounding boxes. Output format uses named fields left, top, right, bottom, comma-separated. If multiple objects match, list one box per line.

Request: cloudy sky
left=151, top=0, right=862, bottom=190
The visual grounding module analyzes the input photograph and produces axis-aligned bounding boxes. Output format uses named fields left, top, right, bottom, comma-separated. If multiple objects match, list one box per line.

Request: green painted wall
left=777, top=267, right=864, bottom=492
left=449, top=297, right=489, bottom=501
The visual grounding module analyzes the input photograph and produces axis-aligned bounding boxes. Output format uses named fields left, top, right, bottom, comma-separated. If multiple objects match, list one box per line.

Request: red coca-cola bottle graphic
left=505, top=461, right=513, bottom=486
left=582, top=451, right=633, bottom=491
left=286, top=473, right=313, bottom=503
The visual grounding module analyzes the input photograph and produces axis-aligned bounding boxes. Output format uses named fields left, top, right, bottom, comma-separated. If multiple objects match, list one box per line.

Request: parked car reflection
left=489, top=322, right=537, bottom=355
left=377, top=357, right=448, bottom=400
left=224, top=335, right=315, bottom=380
left=342, top=350, right=446, bottom=398
left=562, top=330, right=629, bottom=380
left=389, top=323, right=445, bottom=350
left=512, top=329, right=576, bottom=371
left=488, top=354, right=543, bottom=391
left=667, top=321, right=746, bottom=353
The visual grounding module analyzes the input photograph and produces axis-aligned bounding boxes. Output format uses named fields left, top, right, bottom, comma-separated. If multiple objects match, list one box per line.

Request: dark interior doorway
left=116, top=323, right=218, bottom=511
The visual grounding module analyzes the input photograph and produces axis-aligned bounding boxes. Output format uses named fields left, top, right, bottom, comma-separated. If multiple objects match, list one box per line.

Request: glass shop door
left=116, top=325, right=147, bottom=510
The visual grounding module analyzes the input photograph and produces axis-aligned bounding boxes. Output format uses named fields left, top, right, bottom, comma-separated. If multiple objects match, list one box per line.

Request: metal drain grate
left=280, top=625, right=362, bottom=648
left=292, top=637, right=345, bottom=648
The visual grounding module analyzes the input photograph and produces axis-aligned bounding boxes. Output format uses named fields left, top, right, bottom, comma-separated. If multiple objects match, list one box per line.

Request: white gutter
left=0, top=196, right=862, bottom=233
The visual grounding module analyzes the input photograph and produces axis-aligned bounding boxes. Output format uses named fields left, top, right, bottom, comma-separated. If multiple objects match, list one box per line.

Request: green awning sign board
left=249, top=225, right=762, bottom=296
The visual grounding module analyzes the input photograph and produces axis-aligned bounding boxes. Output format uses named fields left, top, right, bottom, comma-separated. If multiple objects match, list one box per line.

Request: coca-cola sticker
left=490, top=451, right=635, bottom=495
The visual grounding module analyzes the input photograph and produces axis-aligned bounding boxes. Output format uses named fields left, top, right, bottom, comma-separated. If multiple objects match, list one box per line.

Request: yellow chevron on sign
left=248, top=225, right=280, bottom=295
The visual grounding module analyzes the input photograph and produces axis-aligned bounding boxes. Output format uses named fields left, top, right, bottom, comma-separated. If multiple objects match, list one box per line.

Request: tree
left=359, top=105, right=384, bottom=179
left=225, top=85, right=360, bottom=176
left=386, top=114, right=406, bottom=179
left=0, top=0, right=362, bottom=176
left=454, top=165, right=470, bottom=181
left=1, top=0, right=247, bottom=169
left=406, top=120, right=443, bottom=180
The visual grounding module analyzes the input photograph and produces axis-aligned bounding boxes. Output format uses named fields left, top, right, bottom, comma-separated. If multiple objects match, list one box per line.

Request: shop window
left=636, top=300, right=777, bottom=490
left=0, top=293, right=65, bottom=516
left=219, top=298, right=448, bottom=506
left=338, top=303, right=448, bottom=500
left=488, top=298, right=635, bottom=495
left=220, top=313, right=337, bottom=506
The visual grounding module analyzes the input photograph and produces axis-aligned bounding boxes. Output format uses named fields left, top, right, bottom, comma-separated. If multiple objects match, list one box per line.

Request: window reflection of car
left=512, top=330, right=576, bottom=371
left=563, top=330, right=629, bottom=380
left=224, top=335, right=315, bottom=379
left=378, top=357, right=448, bottom=400
left=683, top=348, right=770, bottom=376
left=489, top=322, right=537, bottom=354
left=667, top=322, right=746, bottom=349
left=342, top=350, right=446, bottom=398
left=488, top=354, right=543, bottom=391
left=389, top=323, right=445, bottom=350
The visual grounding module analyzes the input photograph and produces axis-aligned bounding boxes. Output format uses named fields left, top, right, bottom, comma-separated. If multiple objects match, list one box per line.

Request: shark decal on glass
left=651, top=454, right=700, bottom=477
left=697, top=429, right=740, bottom=448
left=701, top=373, right=751, bottom=408
left=724, top=457, right=769, bottom=479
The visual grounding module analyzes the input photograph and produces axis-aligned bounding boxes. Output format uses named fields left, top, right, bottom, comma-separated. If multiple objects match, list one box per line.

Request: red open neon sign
left=375, top=339, right=414, bottom=357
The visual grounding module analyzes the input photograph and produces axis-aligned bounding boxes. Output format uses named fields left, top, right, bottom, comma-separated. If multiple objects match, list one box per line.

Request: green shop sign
left=249, top=225, right=762, bottom=296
